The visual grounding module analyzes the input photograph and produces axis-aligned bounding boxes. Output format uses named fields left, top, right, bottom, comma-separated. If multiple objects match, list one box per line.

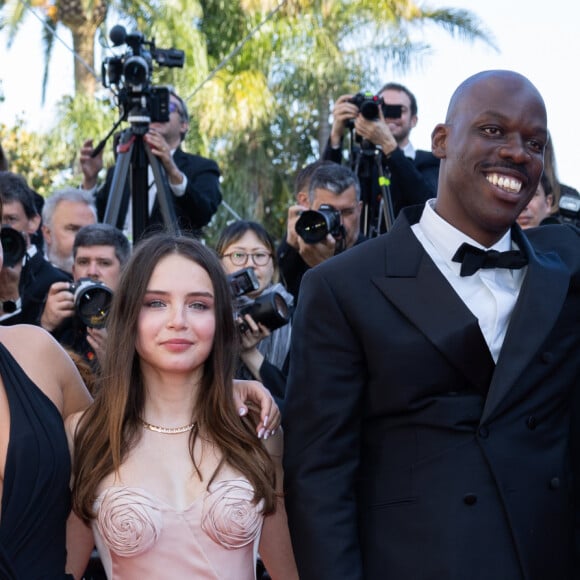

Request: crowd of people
left=0, top=70, right=579, bottom=579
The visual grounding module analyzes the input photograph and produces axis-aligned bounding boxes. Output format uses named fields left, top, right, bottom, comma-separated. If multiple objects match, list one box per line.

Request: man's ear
left=431, top=123, right=449, bottom=160
left=296, top=190, right=309, bottom=206
left=42, top=223, right=52, bottom=246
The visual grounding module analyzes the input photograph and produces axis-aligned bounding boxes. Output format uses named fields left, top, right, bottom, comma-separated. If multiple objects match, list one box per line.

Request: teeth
left=486, top=173, right=522, bottom=193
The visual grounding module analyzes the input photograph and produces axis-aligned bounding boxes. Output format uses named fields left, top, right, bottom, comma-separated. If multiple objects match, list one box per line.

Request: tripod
left=97, top=118, right=180, bottom=242
left=350, top=134, right=395, bottom=238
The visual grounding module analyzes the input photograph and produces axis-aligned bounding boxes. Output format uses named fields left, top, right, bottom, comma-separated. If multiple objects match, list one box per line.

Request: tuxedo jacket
left=283, top=205, right=580, bottom=580
left=95, top=147, right=222, bottom=236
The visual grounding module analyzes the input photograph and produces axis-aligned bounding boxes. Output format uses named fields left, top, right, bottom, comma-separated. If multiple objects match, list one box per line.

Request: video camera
left=0, top=226, right=26, bottom=268
left=68, top=278, right=113, bottom=329
left=102, top=25, right=185, bottom=126
left=295, top=204, right=343, bottom=244
left=227, top=268, right=291, bottom=332
left=348, top=91, right=403, bottom=122
left=559, top=192, right=580, bottom=226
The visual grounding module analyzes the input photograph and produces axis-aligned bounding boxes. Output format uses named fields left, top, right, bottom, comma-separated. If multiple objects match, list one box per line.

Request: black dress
left=0, top=343, right=73, bottom=579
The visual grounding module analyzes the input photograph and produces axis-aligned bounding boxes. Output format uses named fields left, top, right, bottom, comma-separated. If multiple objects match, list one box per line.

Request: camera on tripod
left=295, top=204, right=343, bottom=244
left=227, top=268, right=291, bottom=332
left=102, top=25, right=185, bottom=125
left=68, top=278, right=113, bottom=329
left=0, top=226, right=26, bottom=268
left=348, top=92, right=403, bottom=122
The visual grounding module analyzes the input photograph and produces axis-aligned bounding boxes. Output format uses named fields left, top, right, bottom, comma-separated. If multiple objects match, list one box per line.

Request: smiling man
left=284, top=70, right=580, bottom=580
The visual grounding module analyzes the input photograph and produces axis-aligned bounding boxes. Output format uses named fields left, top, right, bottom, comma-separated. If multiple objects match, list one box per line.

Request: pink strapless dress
left=93, top=478, right=264, bottom=579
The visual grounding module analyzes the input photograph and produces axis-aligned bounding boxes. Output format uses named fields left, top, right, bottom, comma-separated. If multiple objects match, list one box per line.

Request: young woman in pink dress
left=67, top=233, right=297, bottom=579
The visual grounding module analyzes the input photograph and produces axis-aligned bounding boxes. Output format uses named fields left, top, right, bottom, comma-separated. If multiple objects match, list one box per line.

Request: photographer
left=323, top=82, right=439, bottom=232
left=40, top=224, right=130, bottom=370
left=217, top=220, right=293, bottom=405
left=80, top=89, right=222, bottom=238
left=0, top=171, right=70, bottom=325
left=278, top=162, right=366, bottom=300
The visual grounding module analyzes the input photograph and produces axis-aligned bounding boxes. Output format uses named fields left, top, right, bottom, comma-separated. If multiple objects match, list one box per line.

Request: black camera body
left=228, top=268, right=290, bottom=332
left=68, top=278, right=113, bottom=329
left=102, top=25, right=185, bottom=125
left=559, top=193, right=580, bottom=226
left=295, top=204, right=343, bottom=244
left=0, top=226, right=27, bottom=268
left=348, top=91, right=403, bottom=122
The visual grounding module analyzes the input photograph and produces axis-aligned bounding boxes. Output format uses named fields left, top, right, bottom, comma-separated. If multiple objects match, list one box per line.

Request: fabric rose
left=96, top=487, right=163, bottom=556
left=201, top=479, right=264, bottom=549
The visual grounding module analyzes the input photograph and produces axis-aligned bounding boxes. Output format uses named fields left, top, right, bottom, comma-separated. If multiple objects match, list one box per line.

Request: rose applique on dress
left=96, top=487, right=163, bottom=556
left=201, top=479, right=264, bottom=549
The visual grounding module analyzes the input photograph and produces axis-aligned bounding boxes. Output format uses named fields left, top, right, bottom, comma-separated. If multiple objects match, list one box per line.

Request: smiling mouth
left=485, top=173, right=522, bottom=193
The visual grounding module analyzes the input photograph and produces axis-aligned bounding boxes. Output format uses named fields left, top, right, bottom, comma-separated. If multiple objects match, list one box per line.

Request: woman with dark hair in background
left=217, top=221, right=293, bottom=406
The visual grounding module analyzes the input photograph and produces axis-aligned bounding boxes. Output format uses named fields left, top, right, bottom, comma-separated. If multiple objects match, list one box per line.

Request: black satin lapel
left=372, top=254, right=494, bottom=394
left=482, top=240, right=571, bottom=422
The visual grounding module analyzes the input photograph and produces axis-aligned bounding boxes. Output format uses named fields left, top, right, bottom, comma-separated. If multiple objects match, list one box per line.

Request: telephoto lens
left=69, top=278, right=113, bottom=328
left=0, top=226, right=27, bottom=268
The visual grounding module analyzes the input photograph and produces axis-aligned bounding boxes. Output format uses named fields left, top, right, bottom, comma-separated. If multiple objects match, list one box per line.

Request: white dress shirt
left=411, top=199, right=527, bottom=362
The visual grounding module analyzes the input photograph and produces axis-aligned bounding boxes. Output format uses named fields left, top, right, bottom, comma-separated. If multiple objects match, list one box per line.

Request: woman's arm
left=258, top=430, right=299, bottom=579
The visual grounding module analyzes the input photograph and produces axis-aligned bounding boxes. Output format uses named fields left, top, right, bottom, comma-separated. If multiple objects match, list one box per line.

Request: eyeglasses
left=222, top=251, right=272, bottom=266
left=169, top=102, right=183, bottom=116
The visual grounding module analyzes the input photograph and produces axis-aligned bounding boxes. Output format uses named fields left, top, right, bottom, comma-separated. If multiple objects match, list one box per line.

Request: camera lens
left=0, top=226, right=27, bottom=268
left=72, top=279, right=113, bottom=328
left=295, top=206, right=342, bottom=244
left=239, top=292, right=290, bottom=332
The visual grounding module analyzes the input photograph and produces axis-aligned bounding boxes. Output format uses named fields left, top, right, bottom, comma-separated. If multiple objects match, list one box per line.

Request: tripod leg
left=103, top=134, right=133, bottom=230
left=145, top=145, right=180, bottom=235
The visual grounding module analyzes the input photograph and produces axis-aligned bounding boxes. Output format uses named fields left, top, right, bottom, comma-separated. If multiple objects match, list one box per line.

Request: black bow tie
left=452, top=242, right=528, bottom=276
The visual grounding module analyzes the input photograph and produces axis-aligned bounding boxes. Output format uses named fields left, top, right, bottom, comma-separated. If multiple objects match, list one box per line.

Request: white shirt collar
left=401, top=141, right=416, bottom=160
left=419, top=199, right=513, bottom=273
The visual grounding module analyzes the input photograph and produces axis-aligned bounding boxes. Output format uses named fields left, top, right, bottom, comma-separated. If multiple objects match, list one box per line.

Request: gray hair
left=307, top=163, right=361, bottom=203
left=42, top=187, right=96, bottom=227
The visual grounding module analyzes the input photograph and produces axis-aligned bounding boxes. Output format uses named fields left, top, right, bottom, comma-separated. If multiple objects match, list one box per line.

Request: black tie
left=452, top=242, right=528, bottom=277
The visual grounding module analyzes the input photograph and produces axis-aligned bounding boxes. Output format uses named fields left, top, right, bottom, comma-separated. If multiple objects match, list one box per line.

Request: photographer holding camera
left=40, top=224, right=130, bottom=370
left=324, top=82, right=439, bottom=234
left=0, top=171, right=70, bottom=325
left=278, top=162, right=366, bottom=300
left=217, top=220, right=293, bottom=405
left=80, top=88, right=222, bottom=238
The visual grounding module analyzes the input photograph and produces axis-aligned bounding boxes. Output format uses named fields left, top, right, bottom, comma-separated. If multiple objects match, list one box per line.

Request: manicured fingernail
left=263, top=415, right=269, bottom=427
left=239, top=407, right=247, bottom=416
left=264, top=431, right=270, bottom=440
left=258, top=428, right=265, bottom=439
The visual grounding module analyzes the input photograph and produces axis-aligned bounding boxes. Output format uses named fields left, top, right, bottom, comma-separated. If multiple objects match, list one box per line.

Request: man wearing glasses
left=278, top=162, right=365, bottom=299
left=79, top=89, right=222, bottom=238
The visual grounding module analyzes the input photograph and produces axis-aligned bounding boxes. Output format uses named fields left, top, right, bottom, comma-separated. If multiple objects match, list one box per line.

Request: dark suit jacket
left=95, top=147, right=222, bottom=236
left=2, top=251, right=70, bottom=326
left=283, top=205, right=580, bottom=580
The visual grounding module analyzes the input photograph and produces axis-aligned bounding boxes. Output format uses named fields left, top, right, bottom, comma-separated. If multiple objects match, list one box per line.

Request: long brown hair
left=72, top=233, right=276, bottom=521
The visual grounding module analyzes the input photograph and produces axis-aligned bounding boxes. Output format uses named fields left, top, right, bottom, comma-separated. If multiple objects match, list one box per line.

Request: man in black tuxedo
left=283, top=70, right=580, bottom=579
left=323, top=82, right=439, bottom=235
left=80, top=89, right=222, bottom=238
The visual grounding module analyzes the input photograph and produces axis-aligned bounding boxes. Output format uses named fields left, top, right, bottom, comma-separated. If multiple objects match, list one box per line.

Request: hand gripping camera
left=68, top=278, right=113, bottom=329
left=295, top=204, right=343, bottom=244
left=227, top=268, right=291, bottom=332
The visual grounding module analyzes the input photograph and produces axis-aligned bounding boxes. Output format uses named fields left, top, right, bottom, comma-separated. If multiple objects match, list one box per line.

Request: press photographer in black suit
left=80, top=89, right=222, bottom=237
left=323, top=82, right=439, bottom=233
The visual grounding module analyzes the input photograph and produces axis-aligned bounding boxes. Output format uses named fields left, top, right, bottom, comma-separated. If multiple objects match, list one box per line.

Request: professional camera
left=238, top=292, right=291, bottom=332
left=559, top=192, right=580, bottom=225
left=295, top=204, right=343, bottom=244
left=68, top=278, right=113, bottom=329
left=348, top=91, right=403, bottom=121
left=0, top=226, right=26, bottom=268
left=228, top=268, right=291, bottom=332
left=102, top=25, right=185, bottom=125
left=228, top=267, right=260, bottom=298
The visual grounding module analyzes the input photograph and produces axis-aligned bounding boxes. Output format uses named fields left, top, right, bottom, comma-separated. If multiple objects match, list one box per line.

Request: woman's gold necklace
left=140, top=419, right=197, bottom=434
